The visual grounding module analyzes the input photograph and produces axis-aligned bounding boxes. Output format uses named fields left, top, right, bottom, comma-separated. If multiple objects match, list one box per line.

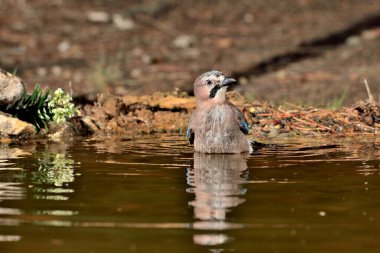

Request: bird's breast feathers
left=196, top=104, right=242, bottom=141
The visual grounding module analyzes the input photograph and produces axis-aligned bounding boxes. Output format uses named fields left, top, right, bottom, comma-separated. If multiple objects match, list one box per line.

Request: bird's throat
left=209, top=86, right=227, bottom=102
left=209, top=85, right=221, bottom=99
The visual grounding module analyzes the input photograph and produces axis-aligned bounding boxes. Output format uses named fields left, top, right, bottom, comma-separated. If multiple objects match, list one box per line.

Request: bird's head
left=193, top=70, right=236, bottom=104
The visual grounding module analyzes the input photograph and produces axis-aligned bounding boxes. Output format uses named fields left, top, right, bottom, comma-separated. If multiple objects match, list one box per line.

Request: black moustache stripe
left=209, top=85, right=221, bottom=98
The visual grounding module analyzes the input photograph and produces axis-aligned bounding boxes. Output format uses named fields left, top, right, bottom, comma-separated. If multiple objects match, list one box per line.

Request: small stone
left=112, top=14, right=135, bottom=30
left=81, top=116, right=99, bottom=133
left=346, top=36, right=361, bottom=46
left=51, top=66, right=62, bottom=76
left=141, top=54, right=153, bottom=64
left=244, top=13, right=254, bottom=23
left=57, top=40, right=71, bottom=53
left=0, top=69, right=25, bottom=105
left=0, top=115, right=36, bottom=137
left=173, top=35, right=194, bottom=49
left=87, top=11, right=110, bottom=23
left=215, top=38, right=232, bottom=48
left=130, top=68, right=142, bottom=78
left=36, top=67, right=48, bottom=77
left=361, top=28, right=380, bottom=40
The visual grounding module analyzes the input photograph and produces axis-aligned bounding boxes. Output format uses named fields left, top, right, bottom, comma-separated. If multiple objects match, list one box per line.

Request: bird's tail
left=248, top=140, right=273, bottom=154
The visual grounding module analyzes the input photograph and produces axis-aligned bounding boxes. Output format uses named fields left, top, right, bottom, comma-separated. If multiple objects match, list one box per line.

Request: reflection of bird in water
left=187, top=152, right=248, bottom=221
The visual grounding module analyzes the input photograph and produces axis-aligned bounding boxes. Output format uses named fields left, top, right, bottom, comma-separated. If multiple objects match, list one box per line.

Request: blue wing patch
left=186, top=127, right=194, bottom=144
left=240, top=121, right=249, bottom=134
left=231, top=104, right=250, bottom=135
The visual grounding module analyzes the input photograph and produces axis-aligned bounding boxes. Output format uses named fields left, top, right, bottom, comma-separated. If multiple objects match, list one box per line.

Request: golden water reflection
left=187, top=152, right=248, bottom=247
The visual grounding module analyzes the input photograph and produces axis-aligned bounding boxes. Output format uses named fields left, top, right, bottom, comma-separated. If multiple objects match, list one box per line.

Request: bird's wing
left=231, top=104, right=249, bottom=134
left=186, top=112, right=195, bottom=144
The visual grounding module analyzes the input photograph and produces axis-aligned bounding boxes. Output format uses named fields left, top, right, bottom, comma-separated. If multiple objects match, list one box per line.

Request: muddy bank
left=0, top=66, right=378, bottom=140
left=77, top=92, right=380, bottom=139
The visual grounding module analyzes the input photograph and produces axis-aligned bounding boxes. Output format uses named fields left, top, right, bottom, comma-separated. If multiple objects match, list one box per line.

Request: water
left=0, top=135, right=379, bottom=253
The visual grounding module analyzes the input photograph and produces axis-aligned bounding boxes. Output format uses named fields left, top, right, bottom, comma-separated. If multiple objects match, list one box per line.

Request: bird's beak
left=221, top=77, right=237, bottom=87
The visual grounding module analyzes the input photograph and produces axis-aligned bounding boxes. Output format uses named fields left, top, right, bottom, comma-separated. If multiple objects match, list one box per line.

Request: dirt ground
left=1, top=0, right=380, bottom=106
left=73, top=91, right=379, bottom=140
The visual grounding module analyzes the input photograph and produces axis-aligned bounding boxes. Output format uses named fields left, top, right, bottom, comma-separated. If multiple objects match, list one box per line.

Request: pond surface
left=0, top=135, right=379, bottom=253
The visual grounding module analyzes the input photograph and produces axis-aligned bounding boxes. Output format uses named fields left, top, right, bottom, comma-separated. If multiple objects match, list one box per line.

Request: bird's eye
left=206, top=80, right=212, bottom=86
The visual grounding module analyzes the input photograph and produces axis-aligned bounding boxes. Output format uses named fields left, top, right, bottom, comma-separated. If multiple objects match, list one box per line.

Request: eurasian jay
left=187, top=70, right=254, bottom=153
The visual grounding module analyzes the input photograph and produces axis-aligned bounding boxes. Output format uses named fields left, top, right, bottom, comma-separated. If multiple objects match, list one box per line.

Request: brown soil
left=76, top=92, right=380, bottom=139
left=1, top=0, right=380, bottom=106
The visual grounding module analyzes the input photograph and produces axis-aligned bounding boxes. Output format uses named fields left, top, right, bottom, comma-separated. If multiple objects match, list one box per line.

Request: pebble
left=131, top=68, right=142, bottom=78
left=87, top=11, right=110, bottom=23
left=81, top=116, right=99, bottom=133
left=361, top=28, right=380, bottom=40
left=57, top=40, right=71, bottom=53
left=346, top=36, right=361, bottom=46
left=112, top=14, right=135, bottom=30
left=51, top=66, right=62, bottom=76
left=173, top=35, right=194, bottom=49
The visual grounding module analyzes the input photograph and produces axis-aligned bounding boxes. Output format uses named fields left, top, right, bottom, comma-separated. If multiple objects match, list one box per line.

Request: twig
left=277, top=108, right=301, bottom=117
left=302, top=116, right=333, bottom=131
left=284, top=102, right=303, bottom=109
left=293, top=116, right=330, bottom=131
left=364, top=79, right=375, bottom=104
left=291, top=122, right=317, bottom=132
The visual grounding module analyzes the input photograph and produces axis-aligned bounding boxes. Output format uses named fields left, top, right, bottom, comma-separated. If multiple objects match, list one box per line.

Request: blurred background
left=1, top=0, right=379, bottom=106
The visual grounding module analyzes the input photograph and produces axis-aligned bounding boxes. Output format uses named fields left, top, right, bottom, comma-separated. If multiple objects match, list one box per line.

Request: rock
left=87, top=11, right=110, bottom=23
left=0, top=69, right=25, bottom=105
left=112, top=14, right=135, bottom=30
left=244, top=13, right=254, bottom=23
left=361, top=28, right=380, bottom=40
left=0, top=115, right=36, bottom=137
left=81, top=116, right=99, bottom=133
left=130, top=68, right=142, bottom=78
left=51, top=65, right=62, bottom=76
left=57, top=40, right=71, bottom=53
left=214, top=38, right=232, bottom=49
left=173, top=35, right=194, bottom=49
left=36, top=67, right=48, bottom=77
left=345, top=36, right=361, bottom=46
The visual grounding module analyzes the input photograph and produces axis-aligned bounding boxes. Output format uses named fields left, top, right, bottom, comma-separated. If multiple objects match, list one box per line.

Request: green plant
left=246, top=93, right=255, bottom=103
left=48, top=88, right=78, bottom=124
left=4, top=84, right=52, bottom=130
left=2, top=85, right=78, bottom=130
left=328, top=91, right=347, bottom=110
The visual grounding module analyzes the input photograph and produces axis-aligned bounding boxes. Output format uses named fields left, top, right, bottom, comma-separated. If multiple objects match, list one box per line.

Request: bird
left=186, top=70, right=255, bottom=154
